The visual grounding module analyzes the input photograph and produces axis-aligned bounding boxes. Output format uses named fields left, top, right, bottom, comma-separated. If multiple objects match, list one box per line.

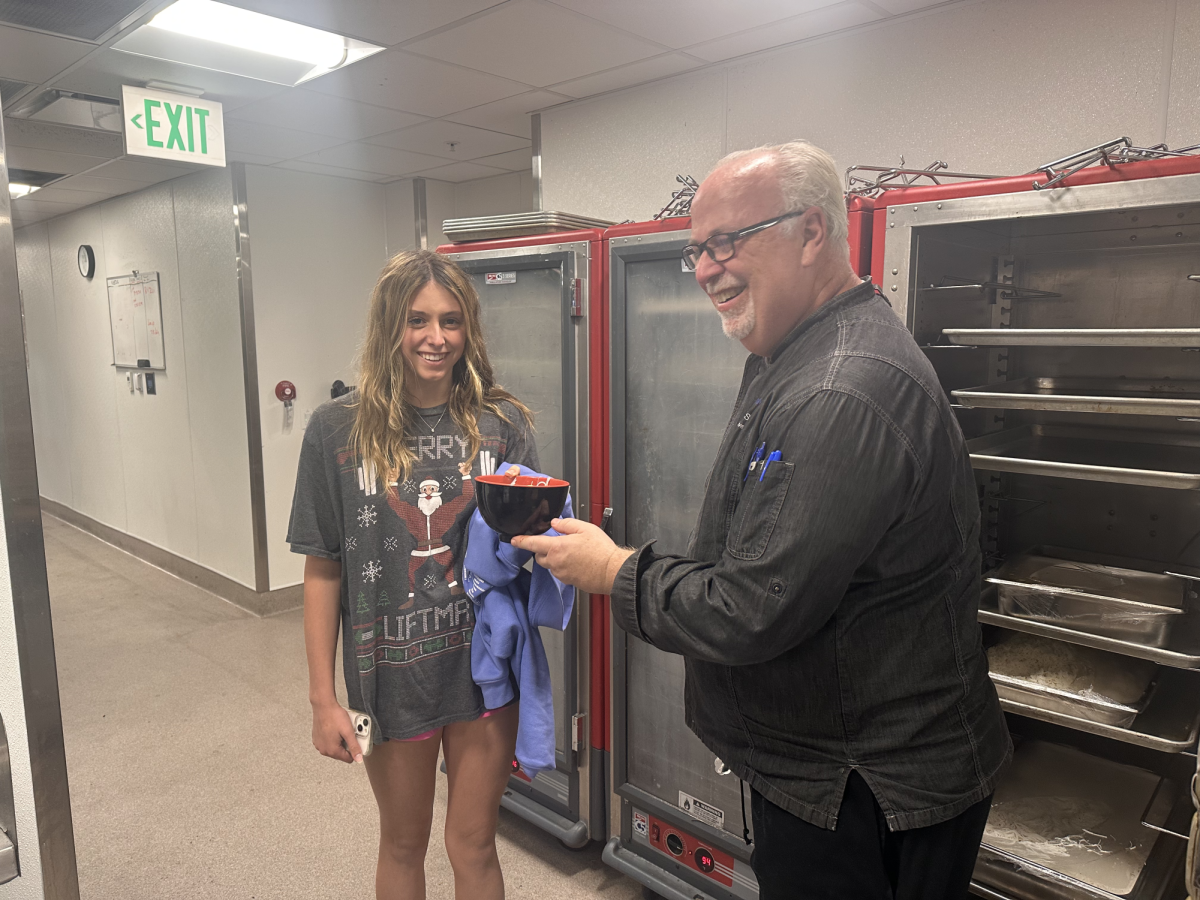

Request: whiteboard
left=107, top=272, right=165, bottom=369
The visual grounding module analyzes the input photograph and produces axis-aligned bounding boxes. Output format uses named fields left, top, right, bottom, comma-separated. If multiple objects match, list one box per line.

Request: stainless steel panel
left=0, top=713, right=14, bottom=883
left=620, top=250, right=750, bottom=844
left=231, top=163, right=270, bottom=592
left=0, top=94, right=80, bottom=898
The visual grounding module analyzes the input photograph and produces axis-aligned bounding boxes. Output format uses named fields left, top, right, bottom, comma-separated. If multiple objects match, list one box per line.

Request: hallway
left=41, top=513, right=638, bottom=900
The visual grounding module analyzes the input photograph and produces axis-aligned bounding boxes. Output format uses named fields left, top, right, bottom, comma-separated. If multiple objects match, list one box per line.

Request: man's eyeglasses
left=681, top=208, right=808, bottom=271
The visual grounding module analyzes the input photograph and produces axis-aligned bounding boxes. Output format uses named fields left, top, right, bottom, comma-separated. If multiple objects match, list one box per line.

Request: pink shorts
left=400, top=707, right=501, bottom=742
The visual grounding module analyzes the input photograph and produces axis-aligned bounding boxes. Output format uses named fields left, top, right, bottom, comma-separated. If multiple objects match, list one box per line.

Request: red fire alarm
left=275, top=381, right=296, bottom=402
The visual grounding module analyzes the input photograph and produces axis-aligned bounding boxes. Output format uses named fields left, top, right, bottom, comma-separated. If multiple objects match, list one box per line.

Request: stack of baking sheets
left=442, top=211, right=615, bottom=243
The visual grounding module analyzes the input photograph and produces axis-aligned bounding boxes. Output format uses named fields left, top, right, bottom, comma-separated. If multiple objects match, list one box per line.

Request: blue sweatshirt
left=463, top=468, right=574, bottom=778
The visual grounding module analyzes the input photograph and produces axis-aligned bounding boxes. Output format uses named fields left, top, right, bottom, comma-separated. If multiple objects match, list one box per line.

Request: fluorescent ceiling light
left=9, top=184, right=40, bottom=199
left=114, top=0, right=383, bottom=86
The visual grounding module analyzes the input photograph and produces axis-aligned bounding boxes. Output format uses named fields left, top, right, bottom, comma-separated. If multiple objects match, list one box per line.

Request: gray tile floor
left=42, top=513, right=642, bottom=900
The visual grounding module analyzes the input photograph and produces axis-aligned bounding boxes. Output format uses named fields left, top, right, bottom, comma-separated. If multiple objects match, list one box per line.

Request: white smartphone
left=347, top=708, right=373, bottom=758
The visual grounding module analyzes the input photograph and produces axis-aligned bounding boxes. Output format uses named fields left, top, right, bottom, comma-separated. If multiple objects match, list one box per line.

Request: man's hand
left=512, top=518, right=635, bottom=595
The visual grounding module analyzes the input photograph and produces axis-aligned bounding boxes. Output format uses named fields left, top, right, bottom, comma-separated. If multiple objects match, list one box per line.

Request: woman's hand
left=311, top=700, right=362, bottom=763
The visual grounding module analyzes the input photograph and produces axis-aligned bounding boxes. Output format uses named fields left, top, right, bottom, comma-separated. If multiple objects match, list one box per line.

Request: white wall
left=246, top=166, right=389, bottom=590
left=541, top=0, right=1198, bottom=222
left=14, top=168, right=257, bottom=588
left=386, top=172, right=535, bottom=255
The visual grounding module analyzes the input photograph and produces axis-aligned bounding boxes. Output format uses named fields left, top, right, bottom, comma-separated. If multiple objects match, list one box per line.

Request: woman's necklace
left=417, top=406, right=447, bottom=434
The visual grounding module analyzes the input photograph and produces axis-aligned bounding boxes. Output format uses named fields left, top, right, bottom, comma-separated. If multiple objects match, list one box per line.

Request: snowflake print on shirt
left=362, top=559, right=383, bottom=583
left=345, top=535, right=358, bottom=551
left=358, top=505, right=378, bottom=528
left=384, top=536, right=398, bottom=552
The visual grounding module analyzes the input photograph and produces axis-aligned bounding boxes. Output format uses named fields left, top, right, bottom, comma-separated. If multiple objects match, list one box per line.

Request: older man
left=514, top=140, right=1010, bottom=899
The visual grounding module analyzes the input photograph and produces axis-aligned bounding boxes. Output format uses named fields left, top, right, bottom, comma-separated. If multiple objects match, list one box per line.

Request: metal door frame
left=0, top=96, right=80, bottom=897
left=606, top=230, right=753, bottom=900
left=446, top=240, right=594, bottom=845
left=881, top=170, right=1200, bottom=327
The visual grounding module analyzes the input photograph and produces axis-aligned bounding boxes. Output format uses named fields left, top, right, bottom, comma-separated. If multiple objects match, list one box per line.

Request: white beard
left=418, top=494, right=443, bottom=517
left=719, top=294, right=756, bottom=341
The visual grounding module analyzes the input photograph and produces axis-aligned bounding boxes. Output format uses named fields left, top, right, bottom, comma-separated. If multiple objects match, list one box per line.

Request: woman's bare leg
left=363, top=732, right=444, bottom=900
left=441, top=705, right=519, bottom=900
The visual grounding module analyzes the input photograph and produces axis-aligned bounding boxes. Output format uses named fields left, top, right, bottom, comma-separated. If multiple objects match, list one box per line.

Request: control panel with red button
left=644, top=813, right=735, bottom=888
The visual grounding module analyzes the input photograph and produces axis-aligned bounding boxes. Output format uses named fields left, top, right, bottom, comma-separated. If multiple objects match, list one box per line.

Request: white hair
left=714, top=140, right=849, bottom=251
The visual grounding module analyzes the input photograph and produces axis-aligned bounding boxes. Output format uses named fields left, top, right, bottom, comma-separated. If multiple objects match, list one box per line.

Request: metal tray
left=943, top=328, right=1200, bottom=347
left=953, top=377, right=1200, bottom=417
left=988, top=631, right=1157, bottom=726
left=967, top=424, right=1200, bottom=489
left=442, top=211, right=615, bottom=243
left=979, top=585, right=1200, bottom=670
left=989, top=553, right=1187, bottom=647
left=997, top=667, right=1200, bottom=752
left=978, top=740, right=1165, bottom=899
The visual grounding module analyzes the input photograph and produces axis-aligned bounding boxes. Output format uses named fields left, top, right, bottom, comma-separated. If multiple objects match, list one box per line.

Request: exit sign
left=121, top=85, right=225, bottom=167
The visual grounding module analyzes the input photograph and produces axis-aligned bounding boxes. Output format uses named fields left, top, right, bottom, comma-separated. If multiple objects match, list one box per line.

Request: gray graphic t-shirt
left=287, top=393, right=537, bottom=740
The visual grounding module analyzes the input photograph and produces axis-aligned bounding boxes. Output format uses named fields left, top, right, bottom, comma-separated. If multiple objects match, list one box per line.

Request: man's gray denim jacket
left=611, top=280, right=1011, bottom=832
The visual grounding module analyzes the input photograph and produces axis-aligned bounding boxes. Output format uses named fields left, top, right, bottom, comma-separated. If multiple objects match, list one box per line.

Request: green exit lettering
left=138, top=98, right=211, bottom=156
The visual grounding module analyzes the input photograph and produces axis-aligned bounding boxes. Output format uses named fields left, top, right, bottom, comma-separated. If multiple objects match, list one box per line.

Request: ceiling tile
left=473, top=148, right=533, bottom=172
left=688, top=2, right=885, bottom=62
left=9, top=196, right=84, bottom=219
left=227, top=88, right=426, bottom=139
left=52, top=172, right=147, bottom=194
left=0, top=0, right=148, bottom=42
left=549, top=52, right=703, bottom=98
left=6, top=146, right=112, bottom=176
left=0, top=24, right=92, bottom=85
left=53, top=48, right=285, bottom=109
left=305, top=49, right=529, bottom=117
left=224, top=119, right=345, bottom=160
left=367, top=120, right=528, bottom=161
left=88, top=157, right=197, bottom=184
left=226, top=149, right=285, bottom=165
left=276, top=159, right=391, bottom=182
left=414, top=161, right=510, bottom=183
left=3, top=116, right=122, bottom=156
left=870, top=0, right=952, bottom=12
left=405, top=0, right=664, bottom=88
left=297, top=141, right=447, bottom=177
left=547, top=0, right=844, bottom=49
left=445, top=90, right=570, bottom=138
left=223, top=0, right=505, bottom=47
left=21, top=185, right=115, bottom=206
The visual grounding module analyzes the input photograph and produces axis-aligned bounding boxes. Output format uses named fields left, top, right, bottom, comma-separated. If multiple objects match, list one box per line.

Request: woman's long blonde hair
left=350, top=250, right=532, bottom=486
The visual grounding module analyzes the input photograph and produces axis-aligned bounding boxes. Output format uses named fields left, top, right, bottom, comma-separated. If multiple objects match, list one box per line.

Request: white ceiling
left=1, top=0, right=954, bottom=228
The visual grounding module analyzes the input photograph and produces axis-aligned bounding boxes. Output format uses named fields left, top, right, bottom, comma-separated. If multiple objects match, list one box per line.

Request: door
left=446, top=242, right=592, bottom=844
left=608, top=228, right=758, bottom=898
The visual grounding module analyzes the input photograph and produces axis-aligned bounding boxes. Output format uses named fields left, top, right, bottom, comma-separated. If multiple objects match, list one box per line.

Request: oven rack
left=942, top=328, right=1200, bottom=347
left=995, top=666, right=1200, bottom=753
left=953, top=377, right=1200, bottom=418
left=967, top=425, right=1200, bottom=490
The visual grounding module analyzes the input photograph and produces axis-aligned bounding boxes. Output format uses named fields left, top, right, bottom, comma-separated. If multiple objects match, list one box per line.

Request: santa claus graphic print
left=387, top=460, right=475, bottom=606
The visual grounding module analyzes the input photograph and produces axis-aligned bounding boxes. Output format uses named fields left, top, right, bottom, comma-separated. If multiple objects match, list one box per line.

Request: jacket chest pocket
left=726, top=462, right=794, bottom=561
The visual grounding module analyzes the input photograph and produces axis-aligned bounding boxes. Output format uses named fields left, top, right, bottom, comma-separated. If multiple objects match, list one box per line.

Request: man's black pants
left=750, top=771, right=991, bottom=900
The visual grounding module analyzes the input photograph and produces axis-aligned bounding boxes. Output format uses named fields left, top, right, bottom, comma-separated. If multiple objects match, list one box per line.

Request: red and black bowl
left=475, top=474, right=570, bottom=542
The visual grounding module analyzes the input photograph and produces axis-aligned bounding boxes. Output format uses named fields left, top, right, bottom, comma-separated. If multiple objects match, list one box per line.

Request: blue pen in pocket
left=745, top=442, right=766, bottom=482
left=759, top=450, right=782, bottom=482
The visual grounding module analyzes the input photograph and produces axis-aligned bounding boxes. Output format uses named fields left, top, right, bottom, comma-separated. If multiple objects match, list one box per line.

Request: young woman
left=288, top=250, right=537, bottom=900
